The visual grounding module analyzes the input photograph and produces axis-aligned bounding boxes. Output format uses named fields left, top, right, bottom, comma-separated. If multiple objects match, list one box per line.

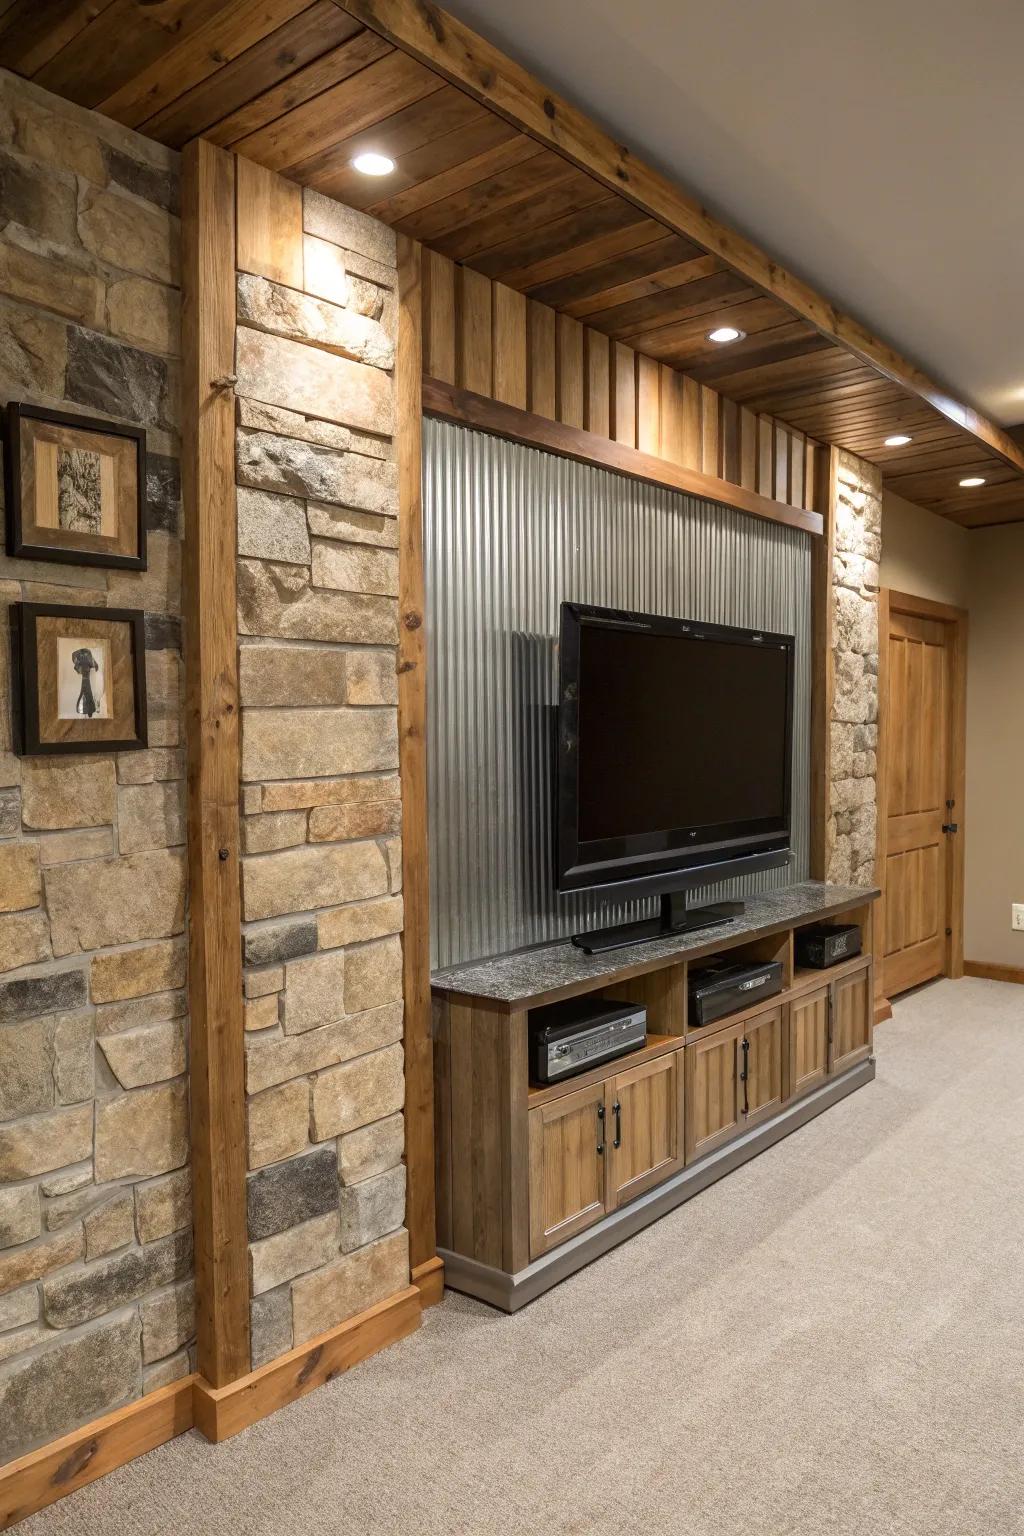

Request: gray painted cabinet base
left=440, top=1058, right=875, bottom=1311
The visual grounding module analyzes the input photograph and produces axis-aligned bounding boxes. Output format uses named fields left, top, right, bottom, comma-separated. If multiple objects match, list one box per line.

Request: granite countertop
left=431, top=881, right=879, bottom=1006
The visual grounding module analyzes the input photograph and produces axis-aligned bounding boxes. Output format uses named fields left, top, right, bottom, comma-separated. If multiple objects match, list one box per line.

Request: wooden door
left=830, top=964, right=873, bottom=1074
left=608, top=1051, right=683, bottom=1207
left=684, top=1024, right=741, bottom=1163
left=881, top=599, right=964, bottom=997
left=741, top=1007, right=784, bottom=1126
left=528, top=1081, right=608, bottom=1259
left=786, top=987, right=829, bottom=1100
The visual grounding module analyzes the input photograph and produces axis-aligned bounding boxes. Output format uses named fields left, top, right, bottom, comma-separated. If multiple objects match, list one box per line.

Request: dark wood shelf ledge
left=423, top=377, right=824, bottom=538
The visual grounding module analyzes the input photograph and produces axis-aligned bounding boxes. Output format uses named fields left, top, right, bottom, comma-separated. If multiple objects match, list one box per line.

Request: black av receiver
left=687, top=957, right=785, bottom=1028
left=530, top=998, right=647, bottom=1084
left=795, top=922, right=862, bottom=969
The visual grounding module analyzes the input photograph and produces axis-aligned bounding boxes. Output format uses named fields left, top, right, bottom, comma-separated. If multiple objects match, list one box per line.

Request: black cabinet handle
left=740, top=1038, right=750, bottom=1117
left=596, top=1102, right=605, bottom=1155
left=612, top=1099, right=621, bottom=1149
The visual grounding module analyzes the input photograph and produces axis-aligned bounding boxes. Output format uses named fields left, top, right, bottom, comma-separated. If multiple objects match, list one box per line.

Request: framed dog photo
left=11, top=603, right=148, bottom=756
left=4, top=402, right=147, bottom=569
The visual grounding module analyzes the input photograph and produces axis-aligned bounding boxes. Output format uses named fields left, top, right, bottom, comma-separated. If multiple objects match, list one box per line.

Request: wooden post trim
left=809, top=445, right=838, bottom=880
left=396, top=234, right=437, bottom=1273
left=181, top=138, right=251, bottom=1386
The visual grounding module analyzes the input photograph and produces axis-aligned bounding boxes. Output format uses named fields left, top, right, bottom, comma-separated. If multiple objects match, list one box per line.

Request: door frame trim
left=877, top=588, right=968, bottom=997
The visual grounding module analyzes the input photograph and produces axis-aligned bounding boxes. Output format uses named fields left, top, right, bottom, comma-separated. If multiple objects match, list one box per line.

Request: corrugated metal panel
left=424, top=417, right=812, bottom=970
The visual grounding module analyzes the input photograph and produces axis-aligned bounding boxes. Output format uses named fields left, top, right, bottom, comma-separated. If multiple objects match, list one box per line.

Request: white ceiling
left=446, top=0, right=1024, bottom=426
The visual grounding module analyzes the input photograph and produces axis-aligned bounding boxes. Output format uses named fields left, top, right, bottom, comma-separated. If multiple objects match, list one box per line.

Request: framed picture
left=3, top=402, right=147, bottom=569
left=11, top=603, right=148, bottom=756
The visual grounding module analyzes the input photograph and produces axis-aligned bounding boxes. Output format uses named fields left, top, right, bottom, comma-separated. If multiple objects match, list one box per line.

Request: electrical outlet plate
left=1012, top=904, right=1024, bottom=932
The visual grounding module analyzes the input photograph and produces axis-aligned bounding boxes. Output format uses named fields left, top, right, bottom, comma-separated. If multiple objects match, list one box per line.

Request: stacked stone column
left=233, top=185, right=409, bottom=1368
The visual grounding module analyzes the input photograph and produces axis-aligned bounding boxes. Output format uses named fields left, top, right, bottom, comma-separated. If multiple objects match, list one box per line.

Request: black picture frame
left=3, top=401, right=148, bottom=570
left=11, top=602, right=149, bottom=756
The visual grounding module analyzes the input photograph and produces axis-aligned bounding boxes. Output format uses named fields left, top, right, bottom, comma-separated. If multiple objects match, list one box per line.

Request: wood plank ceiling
left=1, top=0, right=1020, bottom=527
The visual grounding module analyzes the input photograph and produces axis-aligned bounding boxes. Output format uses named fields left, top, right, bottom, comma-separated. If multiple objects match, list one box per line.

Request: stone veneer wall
left=827, top=448, right=882, bottom=884
left=0, top=72, right=191, bottom=1462
left=233, top=174, right=409, bottom=1370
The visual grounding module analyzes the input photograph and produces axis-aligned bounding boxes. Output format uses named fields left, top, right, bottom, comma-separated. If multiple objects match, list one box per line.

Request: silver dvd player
left=530, top=998, right=648, bottom=1084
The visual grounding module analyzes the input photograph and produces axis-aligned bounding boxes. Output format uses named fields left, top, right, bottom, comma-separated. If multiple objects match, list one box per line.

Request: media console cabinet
left=431, top=881, right=879, bottom=1310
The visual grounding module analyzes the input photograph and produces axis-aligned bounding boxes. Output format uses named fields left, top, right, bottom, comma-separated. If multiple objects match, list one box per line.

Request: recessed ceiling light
left=351, top=152, right=395, bottom=176
left=706, top=326, right=746, bottom=344
left=959, top=476, right=986, bottom=488
left=884, top=434, right=912, bottom=447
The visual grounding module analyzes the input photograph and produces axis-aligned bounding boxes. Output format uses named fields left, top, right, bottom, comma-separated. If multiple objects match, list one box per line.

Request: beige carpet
left=25, top=977, right=1024, bottom=1536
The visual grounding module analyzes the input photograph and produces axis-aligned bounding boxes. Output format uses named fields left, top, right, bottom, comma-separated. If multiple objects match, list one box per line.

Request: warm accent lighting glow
left=351, top=152, right=395, bottom=176
left=959, top=476, right=986, bottom=488
left=884, top=434, right=912, bottom=447
left=706, top=326, right=745, bottom=344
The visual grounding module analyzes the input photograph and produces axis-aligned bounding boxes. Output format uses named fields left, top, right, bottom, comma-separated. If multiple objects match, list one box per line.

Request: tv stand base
left=572, top=894, right=745, bottom=954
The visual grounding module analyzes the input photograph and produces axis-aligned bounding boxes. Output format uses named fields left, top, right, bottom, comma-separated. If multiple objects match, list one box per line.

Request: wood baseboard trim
left=192, top=1285, right=422, bottom=1443
left=874, top=998, right=893, bottom=1024
left=0, top=1376, right=195, bottom=1530
left=411, top=1255, right=444, bottom=1308
left=964, top=960, right=1024, bottom=984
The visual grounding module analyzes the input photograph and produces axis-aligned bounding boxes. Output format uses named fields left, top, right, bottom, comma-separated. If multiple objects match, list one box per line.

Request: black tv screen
left=557, top=603, right=794, bottom=893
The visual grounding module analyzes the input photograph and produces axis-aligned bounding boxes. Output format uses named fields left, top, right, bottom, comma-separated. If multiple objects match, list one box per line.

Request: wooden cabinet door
left=786, top=987, right=829, bottom=1101
left=830, top=964, right=873, bottom=1074
left=528, top=1081, right=608, bottom=1259
left=741, top=1007, right=783, bottom=1127
left=608, top=1051, right=683, bottom=1208
left=684, top=1025, right=741, bottom=1164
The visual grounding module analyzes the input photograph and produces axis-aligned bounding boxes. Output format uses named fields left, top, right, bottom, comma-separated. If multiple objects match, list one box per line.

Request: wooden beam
left=809, top=445, right=838, bottom=879
left=396, top=234, right=437, bottom=1275
left=181, top=139, right=251, bottom=1387
left=336, top=0, right=1024, bottom=478
left=423, top=376, right=822, bottom=536
left=0, top=1379, right=194, bottom=1529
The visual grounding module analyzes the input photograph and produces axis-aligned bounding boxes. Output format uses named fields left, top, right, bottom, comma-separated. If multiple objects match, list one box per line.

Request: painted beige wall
left=880, top=489, right=970, bottom=607
left=964, top=523, right=1024, bottom=970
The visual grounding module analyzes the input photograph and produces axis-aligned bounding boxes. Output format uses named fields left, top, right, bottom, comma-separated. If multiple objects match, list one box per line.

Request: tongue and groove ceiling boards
left=2, top=0, right=1021, bottom=527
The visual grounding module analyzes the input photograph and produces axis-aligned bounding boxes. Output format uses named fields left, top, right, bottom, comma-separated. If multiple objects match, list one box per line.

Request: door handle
left=740, top=1038, right=750, bottom=1117
left=596, top=1102, right=605, bottom=1156
left=941, top=822, right=958, bottom=834
left=612, top=1099, right=621, bottom=1149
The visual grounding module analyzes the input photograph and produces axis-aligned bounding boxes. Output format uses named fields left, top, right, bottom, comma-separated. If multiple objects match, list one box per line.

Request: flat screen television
left=557, top=602, right=794, bottom=951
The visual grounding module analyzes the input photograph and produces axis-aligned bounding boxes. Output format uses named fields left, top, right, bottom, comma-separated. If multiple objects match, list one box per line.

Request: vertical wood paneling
left=739, top=406, right=757, bottom=489
left=659, top=364, right=685, bottom=465
left=457, top=265, right=492, bottom=395
left=774, top=422, right=789, bottom=504
left=527, top=299, right=556, bottom=418
left=758, top=415, right=775, bottom=496
left=700, top=385, right=720, bottom=475
left=556, top=312, right=584, bottom=428
left=636, top=354, right=660, bottom=455
left=682, top=375, right=701, bottom=469
left=422, top=247, right=455, bottom=384
left=491, top=282, right=527, bottom=408
left=181, top=139, right=250, bottom=1387
left=422, top=264, right=815, bottom=518
left=584, top=328, right=610, bottom=437
left=611, top=341, right=636, bottom=447
left=235, top=155, right=302, bottom=287
left=720, top=397, right=740, bottom=484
